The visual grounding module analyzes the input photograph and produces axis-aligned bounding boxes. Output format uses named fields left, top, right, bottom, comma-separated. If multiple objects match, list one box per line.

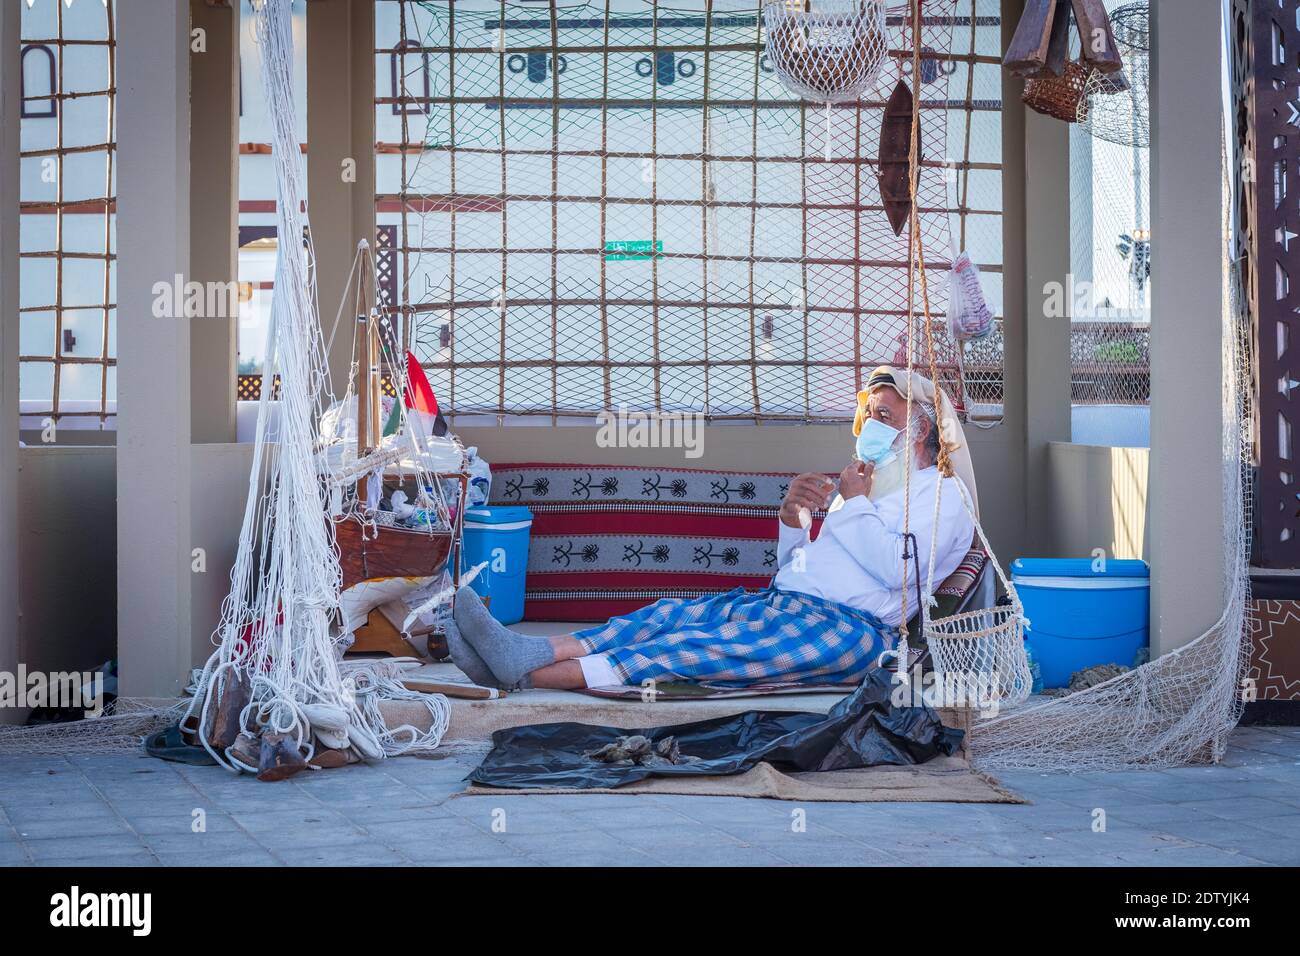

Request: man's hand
left=839, top=460, right=874, bottom=501
left=779, top=473, right=836, bottom=529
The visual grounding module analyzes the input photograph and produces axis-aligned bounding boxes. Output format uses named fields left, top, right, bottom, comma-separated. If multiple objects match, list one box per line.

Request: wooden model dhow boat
left=320, top=244, right=468, bottom=656
left=334, top=516, right=455, bottom=595
left=878, top=78, right=918, bottom=236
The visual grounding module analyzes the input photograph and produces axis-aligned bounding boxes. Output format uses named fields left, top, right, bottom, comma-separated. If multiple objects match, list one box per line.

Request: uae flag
left=384, top=351, right=449, bottom=437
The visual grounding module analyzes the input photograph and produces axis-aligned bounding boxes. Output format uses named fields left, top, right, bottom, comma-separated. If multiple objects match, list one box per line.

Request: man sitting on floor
left=447, top=366, right=977, bottom=691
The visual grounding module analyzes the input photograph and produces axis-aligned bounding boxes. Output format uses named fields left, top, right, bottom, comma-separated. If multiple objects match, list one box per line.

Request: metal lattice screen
left=376, top=0, right=1004, bottom=421
left=18, top=0, right=117, bottom=429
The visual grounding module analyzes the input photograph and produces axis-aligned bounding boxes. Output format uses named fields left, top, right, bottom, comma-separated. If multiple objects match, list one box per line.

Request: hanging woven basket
left=762, top=0, right=890, bottom=103
left=1023, top=59, right=1092, bottom=123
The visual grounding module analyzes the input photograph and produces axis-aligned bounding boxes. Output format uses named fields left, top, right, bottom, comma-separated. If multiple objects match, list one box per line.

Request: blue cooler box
left=1011, top=558, right=1150, bottom=690
left=460, top=506, right=533, bottom=625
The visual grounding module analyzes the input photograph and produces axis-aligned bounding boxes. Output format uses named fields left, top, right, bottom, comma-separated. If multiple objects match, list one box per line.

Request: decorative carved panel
left=1247, top=0, right=1300, bottom=566
left=1248, top=600, right=1300, bottom=700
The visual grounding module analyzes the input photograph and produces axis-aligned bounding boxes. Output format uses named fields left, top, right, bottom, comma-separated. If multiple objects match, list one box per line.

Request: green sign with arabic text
left=604, top=240, right=663, bottom=261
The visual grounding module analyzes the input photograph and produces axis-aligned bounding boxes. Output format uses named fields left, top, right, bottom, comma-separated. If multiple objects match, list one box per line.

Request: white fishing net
left=0, top=702, right=187, bottom=757
left=972, top=219, right=1252, bottom=773
left=0, top=0, right=454, bottom=768
left=177, top=0, right=452, bottom=775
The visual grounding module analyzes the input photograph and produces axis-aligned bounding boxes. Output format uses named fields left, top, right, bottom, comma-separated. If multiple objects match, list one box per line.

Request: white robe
left=773, top=465, right=975, bottom=628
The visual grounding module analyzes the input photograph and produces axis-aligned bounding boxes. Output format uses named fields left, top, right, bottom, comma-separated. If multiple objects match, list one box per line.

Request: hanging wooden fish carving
left=878, top=78, right=918, bottom=237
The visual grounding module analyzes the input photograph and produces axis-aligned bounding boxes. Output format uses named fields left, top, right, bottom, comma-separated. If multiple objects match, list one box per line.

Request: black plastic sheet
left=468, top=669, right=964, bottom=790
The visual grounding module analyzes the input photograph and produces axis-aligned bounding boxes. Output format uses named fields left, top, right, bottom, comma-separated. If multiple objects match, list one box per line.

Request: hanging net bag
left=1077, top=1, right=1149, bottom=148
left=922, top=480, right=1033, bottom=707
left=763, top=0, right=890, bottom=158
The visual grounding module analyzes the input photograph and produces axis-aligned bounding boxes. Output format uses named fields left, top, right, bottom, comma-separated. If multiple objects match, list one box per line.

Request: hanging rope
left=896, top=0, right=1030, bottom=705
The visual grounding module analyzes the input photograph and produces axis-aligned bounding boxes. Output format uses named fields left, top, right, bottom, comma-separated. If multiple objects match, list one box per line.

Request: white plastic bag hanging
left=946, top=250, right=994, bottom=342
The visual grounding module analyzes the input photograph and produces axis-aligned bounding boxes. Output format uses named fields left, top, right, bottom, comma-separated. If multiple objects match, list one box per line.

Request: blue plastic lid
left=1011, top=557, right=1149, bottom=578
left=464, top=505, right=533, bottom=525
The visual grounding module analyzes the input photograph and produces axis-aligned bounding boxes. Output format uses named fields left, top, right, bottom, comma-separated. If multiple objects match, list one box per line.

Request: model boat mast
left=354, top=245, right=384, bottom=505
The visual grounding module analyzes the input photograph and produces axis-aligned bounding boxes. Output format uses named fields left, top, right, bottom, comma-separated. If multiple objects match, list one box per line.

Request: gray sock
left=444, top=620, right=508, bottom=690
left=453, top=585, right=555, bottom=689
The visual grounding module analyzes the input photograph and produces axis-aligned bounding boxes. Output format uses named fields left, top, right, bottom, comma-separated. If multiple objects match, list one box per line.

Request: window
left=20, top=44, right=57, bottom=119
left=376, top=0, right=1004, bottom=422
left=19, top=0, right=117, bottom=432
left=390, top=37, right=431, bottom=115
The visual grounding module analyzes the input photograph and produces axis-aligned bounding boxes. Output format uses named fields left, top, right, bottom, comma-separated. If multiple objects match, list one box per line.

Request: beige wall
left=1045, top=442, right=1150, bottom=562
left=17, top=444, right=256, bottom=684
left=189, top=443, right=256, bottom=667
left=16, top=448, right=117, bottom=678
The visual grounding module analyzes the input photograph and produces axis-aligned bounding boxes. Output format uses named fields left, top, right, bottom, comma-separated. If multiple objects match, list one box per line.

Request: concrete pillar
left=1148, top=0, right=1226, bottom=656
left=0, top=1, right=20, bottom=722
left=116, top=3, right=193, bottom=697
left=308, top=0, right=376, bottom=392
left=190, top=0, right=240, bottom=443
left=972, top=0, right=1032, bottom=565
left=1022, top=94, right=1074, bottom=555
left=1070, top=126, right=1094, bottom=298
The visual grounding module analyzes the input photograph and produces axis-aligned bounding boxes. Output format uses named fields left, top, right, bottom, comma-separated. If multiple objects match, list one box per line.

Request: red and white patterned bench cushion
left=489, top=463, right=808, bottom=621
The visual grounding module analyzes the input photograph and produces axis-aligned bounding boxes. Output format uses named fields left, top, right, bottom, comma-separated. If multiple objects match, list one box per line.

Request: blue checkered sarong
left=573, top=587, right=890, bottom=687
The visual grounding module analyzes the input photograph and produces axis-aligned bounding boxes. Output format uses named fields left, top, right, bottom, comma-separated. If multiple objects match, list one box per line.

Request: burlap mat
left=458, top=755, right=1024, bottom=803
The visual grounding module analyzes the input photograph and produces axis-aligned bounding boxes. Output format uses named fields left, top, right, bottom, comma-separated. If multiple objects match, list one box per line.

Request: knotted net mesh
left=1078, top=1, right=1149, bottom=149
left=387, top=0, right=992, bottom=422
left=973, top=253, right=1251, bottom=773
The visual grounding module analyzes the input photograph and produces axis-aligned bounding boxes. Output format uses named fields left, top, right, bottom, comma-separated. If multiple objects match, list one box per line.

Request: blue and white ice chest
left=1010, top=557, right=1150, bottom=690
left=460, top=506, right=534, bottom=625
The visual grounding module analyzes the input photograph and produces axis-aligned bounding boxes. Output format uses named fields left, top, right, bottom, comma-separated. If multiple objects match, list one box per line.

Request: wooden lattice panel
left=1248, top=600, right=1300, bottom=701
left=235, top=374, right=282, bottom=401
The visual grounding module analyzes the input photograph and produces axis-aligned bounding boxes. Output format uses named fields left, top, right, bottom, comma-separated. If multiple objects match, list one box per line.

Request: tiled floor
left=1, top=726, right=1297, bottom=866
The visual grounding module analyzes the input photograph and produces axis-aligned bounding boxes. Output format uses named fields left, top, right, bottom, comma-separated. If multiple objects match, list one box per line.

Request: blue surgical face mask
left=855, top=417, right=901, bottom=466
